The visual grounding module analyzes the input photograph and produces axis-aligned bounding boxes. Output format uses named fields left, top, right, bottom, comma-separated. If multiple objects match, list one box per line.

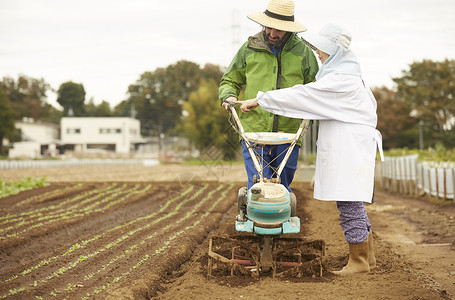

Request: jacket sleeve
left=301, top=45, right=319, bottom=84
left=219, top=43, right=247, bottom=104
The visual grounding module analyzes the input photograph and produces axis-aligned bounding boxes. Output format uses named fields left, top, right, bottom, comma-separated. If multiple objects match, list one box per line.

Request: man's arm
left=301, top=44, right=319, bottom=84
left=219, top=44, right=247, bottom=110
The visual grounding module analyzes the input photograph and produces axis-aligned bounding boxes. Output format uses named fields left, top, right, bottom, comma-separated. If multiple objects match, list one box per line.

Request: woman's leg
left=336, top=201, right=370, bottom=243
left=333, top=201, right=370, bottom=274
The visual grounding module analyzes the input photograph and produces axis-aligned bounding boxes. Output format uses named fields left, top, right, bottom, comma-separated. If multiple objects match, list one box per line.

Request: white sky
left=1, top=0, right=454, bottom=108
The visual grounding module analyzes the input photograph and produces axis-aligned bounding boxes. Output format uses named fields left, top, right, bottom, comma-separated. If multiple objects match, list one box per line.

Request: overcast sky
left=1, top=0, right=454, bottom=108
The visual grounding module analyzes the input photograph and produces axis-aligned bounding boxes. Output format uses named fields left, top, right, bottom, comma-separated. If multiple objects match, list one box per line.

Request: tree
left=57, top=81, right=86, bottom=116
left=85, top=98, right=112, bottom=117
left=112, top=100, right=132, bottom=117
left=41, top=103, right=63, bottom=123
left=179, top=79, right=239, bottom=159
left=95, top=101, right=113, bottom=117
left=393, top=59, right=455, bottom=147
left=0, top=87, right=15, bottom=155
left=0, top=75, right=52, bottom=121
left=201, top=63, right=224, bottom=83
left=121, top=60, right=222, bottom=136
left=125, top=68, right=177, bottom=136
left=374, top=86, right=417, bottom=149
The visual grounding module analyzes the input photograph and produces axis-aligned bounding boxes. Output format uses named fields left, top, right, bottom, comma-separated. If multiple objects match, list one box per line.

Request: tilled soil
left=1, top=164, right=454, bottom=299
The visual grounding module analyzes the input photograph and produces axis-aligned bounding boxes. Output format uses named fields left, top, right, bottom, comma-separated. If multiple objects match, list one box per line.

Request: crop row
left=1, top=183, right=160, bottom=283
left=83, top=184, right=233, bottom=299
left=0, top=182, right=234, bottom=299
left=0, top=177, right=48, bottom=199
left=0, top=183, right=150, bottom=240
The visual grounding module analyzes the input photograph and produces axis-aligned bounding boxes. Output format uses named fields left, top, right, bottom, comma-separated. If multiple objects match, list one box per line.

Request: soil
left=1, top=163, right=454, bottom=299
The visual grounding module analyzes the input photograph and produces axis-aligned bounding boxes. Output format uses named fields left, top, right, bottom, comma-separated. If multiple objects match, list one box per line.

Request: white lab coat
left=257, top=73, right=383, bottom=202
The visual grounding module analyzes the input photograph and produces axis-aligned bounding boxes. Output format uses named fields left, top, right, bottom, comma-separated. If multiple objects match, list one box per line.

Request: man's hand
left=222, top=96, right=237, bottom=111
left=238, top=98, right=259, bottom=113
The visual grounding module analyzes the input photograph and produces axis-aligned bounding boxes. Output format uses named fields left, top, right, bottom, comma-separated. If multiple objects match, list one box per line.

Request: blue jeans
left=336, top=201, right=371, bottom=244
left=241, top=141, right=299, bottom=192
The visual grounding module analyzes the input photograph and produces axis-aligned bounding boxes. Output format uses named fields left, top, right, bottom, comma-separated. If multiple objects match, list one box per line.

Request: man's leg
left=274, top=144, right=300, bottom=192
left=241, top=141, right=259, bottom=189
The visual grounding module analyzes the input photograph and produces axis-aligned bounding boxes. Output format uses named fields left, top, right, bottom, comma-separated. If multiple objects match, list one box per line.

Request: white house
left=60, top=117, right=144, bottom=154
left=9, top=118, right=60, bottom=158
left=15, top=118, right=60, bottom=144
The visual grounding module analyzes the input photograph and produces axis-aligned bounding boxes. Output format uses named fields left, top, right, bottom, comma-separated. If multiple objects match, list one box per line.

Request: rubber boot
left=333, top=240, right=370, bottom=275
left=368, top=231, right=376, bottom=269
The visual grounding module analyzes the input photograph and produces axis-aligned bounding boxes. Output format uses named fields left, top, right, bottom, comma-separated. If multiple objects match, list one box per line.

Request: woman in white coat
left=238, top=23, right=384, bottom=274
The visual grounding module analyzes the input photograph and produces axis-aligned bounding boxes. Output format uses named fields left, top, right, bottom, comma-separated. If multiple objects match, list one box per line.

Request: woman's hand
left=237, top=98, right=259, bottom=113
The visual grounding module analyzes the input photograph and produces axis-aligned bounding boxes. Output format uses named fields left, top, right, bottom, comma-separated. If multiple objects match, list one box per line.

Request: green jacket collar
left=247, top=31, right=294, bottom=52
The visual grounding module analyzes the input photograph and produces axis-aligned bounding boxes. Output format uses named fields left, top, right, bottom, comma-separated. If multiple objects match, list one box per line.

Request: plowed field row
left=0, top=182, right=238, bottom=299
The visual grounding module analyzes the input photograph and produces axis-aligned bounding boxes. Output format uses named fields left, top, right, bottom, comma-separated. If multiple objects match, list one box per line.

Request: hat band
left=264, top=9, right=294, bottom=22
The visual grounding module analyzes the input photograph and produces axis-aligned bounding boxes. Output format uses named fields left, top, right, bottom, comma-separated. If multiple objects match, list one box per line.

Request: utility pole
left=419, top=120, right=424, bottom=150
left=231, top=10, right=241, bottom=52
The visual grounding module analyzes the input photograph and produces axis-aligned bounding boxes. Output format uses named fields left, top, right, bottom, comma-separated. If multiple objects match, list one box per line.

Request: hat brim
left=248, top=12, right=307, bottom=33
left=301, top=31, right=338, bottom=55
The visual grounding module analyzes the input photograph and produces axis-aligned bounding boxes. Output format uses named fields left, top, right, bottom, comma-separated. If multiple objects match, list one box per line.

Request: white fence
left=0, top=159, right=159, bottom=170
left=380, top=155, right=455, bottom=200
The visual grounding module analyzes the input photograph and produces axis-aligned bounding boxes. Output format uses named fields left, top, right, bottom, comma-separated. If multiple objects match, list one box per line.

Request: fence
left=380, top=155, right=455, bottom=201
left=0, top=159, right=159, bottom=170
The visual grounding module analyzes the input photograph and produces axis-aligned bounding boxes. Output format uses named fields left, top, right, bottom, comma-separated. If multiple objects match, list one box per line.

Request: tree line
left=0, top=59, right=454, bottom=156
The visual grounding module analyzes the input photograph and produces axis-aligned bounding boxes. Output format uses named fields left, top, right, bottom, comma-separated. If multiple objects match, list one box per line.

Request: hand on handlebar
left=222, top=96, right=237, bottom=111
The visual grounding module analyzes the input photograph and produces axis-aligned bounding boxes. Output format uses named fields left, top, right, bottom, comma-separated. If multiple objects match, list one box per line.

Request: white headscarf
left=316, top=47, right=362, bottom=80
left=301, top=23, right=362, bottom=80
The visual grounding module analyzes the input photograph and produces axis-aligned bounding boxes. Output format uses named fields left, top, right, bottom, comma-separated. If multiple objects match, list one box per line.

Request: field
left=1, top=164, right=455, bottom=299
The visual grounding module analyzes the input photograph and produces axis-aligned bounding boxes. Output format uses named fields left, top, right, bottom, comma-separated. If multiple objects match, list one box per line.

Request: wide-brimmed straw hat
left=301, top=23, right=352, bottom=55
left=248, top=0, right=307, bottom=33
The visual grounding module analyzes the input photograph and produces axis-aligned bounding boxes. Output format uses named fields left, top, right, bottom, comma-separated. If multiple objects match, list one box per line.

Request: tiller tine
left=272, top=238, right=326, bottom=278
left=207, top=236, right=260, bottom=277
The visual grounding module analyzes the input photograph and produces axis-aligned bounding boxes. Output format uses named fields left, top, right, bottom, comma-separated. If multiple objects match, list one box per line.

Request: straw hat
left=301, top=23, right=352, bottom=55
left=248, top=0, right=307, bottom=33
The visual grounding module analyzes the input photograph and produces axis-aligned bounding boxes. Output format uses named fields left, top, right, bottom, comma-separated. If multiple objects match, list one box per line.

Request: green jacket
left=219, top=31, right=319, bottom=140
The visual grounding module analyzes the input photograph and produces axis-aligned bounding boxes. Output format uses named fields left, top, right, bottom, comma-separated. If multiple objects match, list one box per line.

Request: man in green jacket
left=219, top=0, right=318, bottom=195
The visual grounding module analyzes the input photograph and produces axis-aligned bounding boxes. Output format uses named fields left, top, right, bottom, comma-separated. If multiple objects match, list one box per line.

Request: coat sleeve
left=301, top=45, right=319, bottom=84
left=219, top=43, right=247, bottom=104
left=256, top=74, right=377, bottom=126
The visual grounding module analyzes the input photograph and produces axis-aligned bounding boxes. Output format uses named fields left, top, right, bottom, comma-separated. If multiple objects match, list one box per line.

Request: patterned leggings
left=336, top=201, right=371, bottom=244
